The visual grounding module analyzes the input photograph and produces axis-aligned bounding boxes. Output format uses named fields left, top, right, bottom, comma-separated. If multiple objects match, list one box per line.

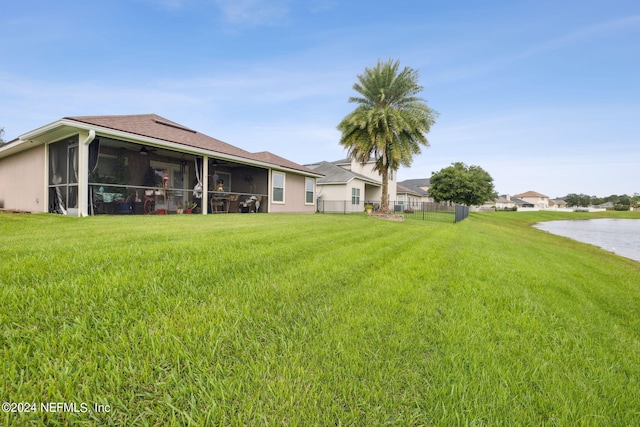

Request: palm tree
left=337, top=59, right=437, bottom=213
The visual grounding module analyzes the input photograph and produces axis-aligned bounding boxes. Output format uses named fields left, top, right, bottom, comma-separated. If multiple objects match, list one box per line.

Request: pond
left=534, top=218, right=640, bottom=263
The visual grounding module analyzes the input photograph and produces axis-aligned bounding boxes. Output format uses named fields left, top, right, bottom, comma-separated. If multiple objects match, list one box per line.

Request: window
left=351, top=187, right=360, bottom=205
left=272, top=171, right=285, bottom=203
left=305, top=178, right=314, bottom=205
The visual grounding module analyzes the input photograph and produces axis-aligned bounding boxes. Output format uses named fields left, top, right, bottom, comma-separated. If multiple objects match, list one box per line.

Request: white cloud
left=211, top=0, right=290, bottom=26
left=430, top=15, right=640, bottom=85
left=142, top=0, right=190, bottom=10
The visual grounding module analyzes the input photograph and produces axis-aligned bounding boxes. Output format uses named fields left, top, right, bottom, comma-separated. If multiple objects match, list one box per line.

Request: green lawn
left=1, top=211, right=639, bottom=426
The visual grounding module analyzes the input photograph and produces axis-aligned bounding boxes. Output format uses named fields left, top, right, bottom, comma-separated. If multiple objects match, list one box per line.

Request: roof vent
left=154, top=119, right=197, bottom=133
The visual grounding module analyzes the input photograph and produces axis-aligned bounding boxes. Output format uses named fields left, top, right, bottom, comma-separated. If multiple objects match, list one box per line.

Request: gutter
left=63, top=120, right=324, bottom=178
left=81, top=129, right=96, bottom=146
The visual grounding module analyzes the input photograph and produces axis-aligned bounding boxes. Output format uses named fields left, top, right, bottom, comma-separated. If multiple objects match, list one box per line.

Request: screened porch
left=78, top=137, right=268, bottom=215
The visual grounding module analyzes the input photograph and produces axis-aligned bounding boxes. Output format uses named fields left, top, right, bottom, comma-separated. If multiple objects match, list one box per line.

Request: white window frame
left=351, top=187, right=360, bottom=205
left=305, top=177, right=315, bottom=205
left=272, top=171, right=285, bottom=204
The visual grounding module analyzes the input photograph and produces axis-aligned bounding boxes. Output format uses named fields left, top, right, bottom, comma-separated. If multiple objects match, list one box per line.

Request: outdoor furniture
left=239, top=195, right=260, bottom=213
left=210, top=195, right=229, bottom=213
left=227, top=194, right=239, bottom=212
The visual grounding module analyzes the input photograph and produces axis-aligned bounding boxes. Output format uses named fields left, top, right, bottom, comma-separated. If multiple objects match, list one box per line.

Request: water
left=534, top=219, right=640, bottom=263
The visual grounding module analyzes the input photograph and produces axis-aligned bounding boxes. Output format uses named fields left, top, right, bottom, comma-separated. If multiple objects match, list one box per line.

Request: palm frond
left=337, top=59, right=438, bottom=211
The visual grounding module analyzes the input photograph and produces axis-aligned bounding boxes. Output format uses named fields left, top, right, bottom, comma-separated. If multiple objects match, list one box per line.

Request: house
left=396, top=178, right=432, bottom=203
left=305, top=158, right=397, bottom=212
left=396, top=183, right=423, bottom=210
left=512, top=197, right=535, bottom=209
left=487, top=194, right=517, bottom=211
left=513, top=191, right=550, bottom=209
left=595, top=201, right=615, bottom=210
left=549, top=198, right=568, bottom=209
left=395, top=178, right=433, bottom=211
left=0, top=114, right=322, bottom=216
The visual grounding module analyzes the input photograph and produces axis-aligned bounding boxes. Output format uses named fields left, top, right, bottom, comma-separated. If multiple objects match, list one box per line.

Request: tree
left=429, top=162, right=496, bottom=206
left=564, top=193, right=592, bottom=207
left=337, top=59, right=437, bottom=213
left=0, top=127, right=5, bottom=145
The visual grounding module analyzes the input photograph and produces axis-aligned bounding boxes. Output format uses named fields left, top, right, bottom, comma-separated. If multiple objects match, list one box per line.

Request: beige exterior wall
left=0, top=145, right=46, bottom=212
left=316, top=180, right=370, bottom=213
left=268, top=171, right=316, bottom=213
left=318, top=183, right=349, bottom=200
left=520, top=196, right=549, bottom=209
left=398, top=194, right=421, bottom=205
left=348, top=159, right=396, bottom=201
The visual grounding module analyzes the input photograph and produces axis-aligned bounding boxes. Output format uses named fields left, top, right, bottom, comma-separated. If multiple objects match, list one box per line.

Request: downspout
left=79, top=130, right=96, bottom=217
left=202, top=156, right=209, bottom=215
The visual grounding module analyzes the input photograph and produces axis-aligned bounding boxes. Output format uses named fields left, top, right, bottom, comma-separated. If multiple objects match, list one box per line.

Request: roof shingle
left=65, top=114, right=319, bottom=175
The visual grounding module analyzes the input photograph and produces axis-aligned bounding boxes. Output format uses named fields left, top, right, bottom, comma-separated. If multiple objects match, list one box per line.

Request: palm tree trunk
left=380, top=167, right=389, bottom=213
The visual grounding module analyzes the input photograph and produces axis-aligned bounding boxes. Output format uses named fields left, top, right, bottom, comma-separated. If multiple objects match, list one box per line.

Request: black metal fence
left=317, top=200, right=470, bottom=223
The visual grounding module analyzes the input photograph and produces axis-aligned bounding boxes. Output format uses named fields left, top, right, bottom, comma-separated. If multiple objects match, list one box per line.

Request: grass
left=1, top=211, right=639, bottom=426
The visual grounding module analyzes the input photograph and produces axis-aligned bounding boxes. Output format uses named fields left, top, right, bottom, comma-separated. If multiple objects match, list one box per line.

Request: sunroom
left=0, top=114, right=321, bottom=216
left=80, top=137, right=270, bottom=215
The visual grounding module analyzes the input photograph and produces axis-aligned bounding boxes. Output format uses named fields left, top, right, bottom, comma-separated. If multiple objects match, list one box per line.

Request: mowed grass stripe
left=1, top=211, right=639, bottom=425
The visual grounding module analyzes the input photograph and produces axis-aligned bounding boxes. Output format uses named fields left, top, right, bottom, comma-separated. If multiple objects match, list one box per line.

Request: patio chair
left=239, top=196, right=257, bottom=213
left=228, top=194, right=239, bottom=212
left=210, top=196, right=228, bottom=213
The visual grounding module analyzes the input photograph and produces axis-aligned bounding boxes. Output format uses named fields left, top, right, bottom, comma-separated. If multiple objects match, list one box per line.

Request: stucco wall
left=520, top=196, right=549, bottom=209
left=349, top=160, right=396, bottom=201
left=268, top=172, right=316, bottom=213
left=317, top=183, right=347, bottom=201
left=0, top=145, right=46, bottom=212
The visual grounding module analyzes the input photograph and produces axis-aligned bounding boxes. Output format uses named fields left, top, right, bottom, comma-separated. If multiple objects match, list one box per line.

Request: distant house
left=549, top=198, right=568, bottom=209
left=512, top=197, right=535, bottom=209
left=0, top=114, right=322, bottom=216
left=396, top=178, right=432, bottom=203
left=595, top=201, right=615, bottom=210
left=306, top=158, right=397, bottom=212
left=493, top=195, right=517, bottom=210
left=513, top=191, right=550, bottom=209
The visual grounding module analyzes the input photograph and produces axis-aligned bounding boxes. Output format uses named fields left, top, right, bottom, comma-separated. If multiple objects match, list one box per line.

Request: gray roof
left=305, top=161, right=380, bottom=186
left=396, top=178, right=431, bottom=196
left=495, top=195, right=515, bottom=203
left=3, top=114, right=322, bottom=176
left=511, top=197, right=533, bottom=206
left=331, top=157, right=375, bottom=166
left=396, top=183, right=421, bottom=197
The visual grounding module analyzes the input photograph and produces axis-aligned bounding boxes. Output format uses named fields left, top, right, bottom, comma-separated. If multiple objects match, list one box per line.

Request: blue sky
left=1, top=0, right=638, bottom=198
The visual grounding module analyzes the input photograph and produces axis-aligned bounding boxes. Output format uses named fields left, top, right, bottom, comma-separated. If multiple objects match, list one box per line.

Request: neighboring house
left=306, top=157, right=397, bottom=212
left=549, top=198, right=568, bottom=209
left=595, top=201, right=615, bottom=210
left=486, top=194, right=517, bottom=210
left=396, top=183, right=423, bottom=210
left=512, top=197, right=535, bottom=209
left=513, top=191, right=550, bottom=209
left=396, top=178, right=433, bottom=205
left=0, top=114, right=322, bottom=216
left=490, top=194, right=569, bottom=211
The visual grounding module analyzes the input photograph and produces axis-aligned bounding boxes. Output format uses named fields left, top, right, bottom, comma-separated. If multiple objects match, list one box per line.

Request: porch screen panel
left=48, top=136, right=79, bottom=214
left=68, top=144, right=78, bottom=209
